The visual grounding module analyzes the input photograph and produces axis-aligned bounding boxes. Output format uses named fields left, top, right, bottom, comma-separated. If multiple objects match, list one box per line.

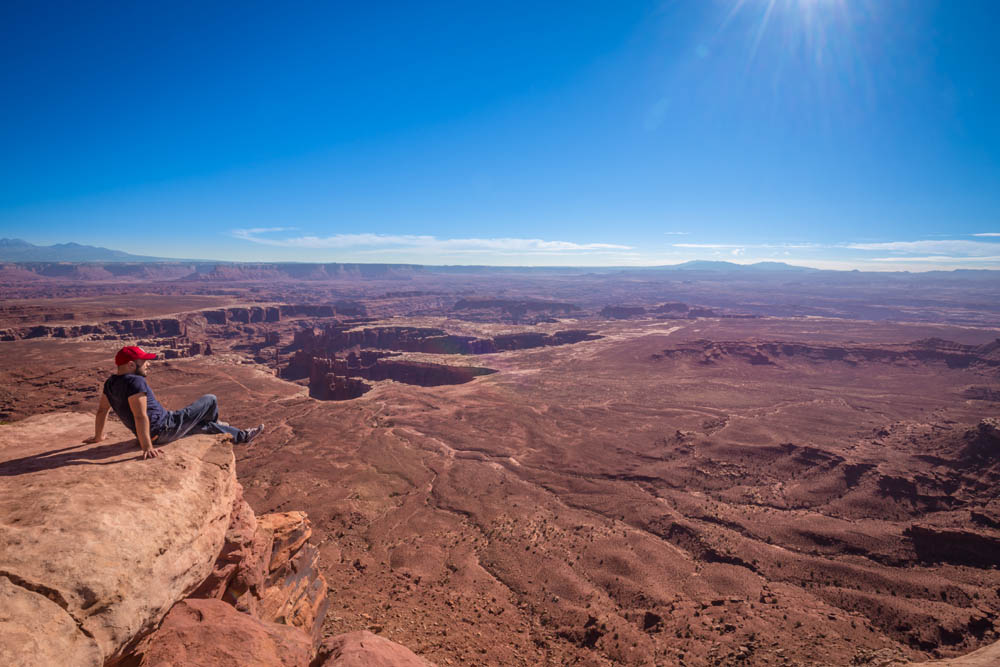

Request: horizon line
left=5, top=257, right=1000, bottom=274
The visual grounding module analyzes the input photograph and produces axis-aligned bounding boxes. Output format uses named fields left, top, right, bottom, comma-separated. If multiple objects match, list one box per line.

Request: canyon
left=2, top=263, right=1000, bottom=665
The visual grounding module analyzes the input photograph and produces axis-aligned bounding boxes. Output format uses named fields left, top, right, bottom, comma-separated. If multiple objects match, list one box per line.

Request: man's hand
left=141, top=445, right=159, bottom=460
left=83, top=435, right=105, bottom=445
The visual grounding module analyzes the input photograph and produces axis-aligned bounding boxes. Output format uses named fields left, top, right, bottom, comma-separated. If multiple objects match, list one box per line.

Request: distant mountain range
left=0, top=238, right=819, bottom=271
left=660, top=260, right=819, bottom=272
left=2, top=238, right=995, bottom=277
left=0, top=238, right=172, bottom=262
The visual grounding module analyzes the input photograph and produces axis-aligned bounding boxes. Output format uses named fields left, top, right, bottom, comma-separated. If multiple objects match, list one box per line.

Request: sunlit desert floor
left=6, top=312, right=998, bottom=665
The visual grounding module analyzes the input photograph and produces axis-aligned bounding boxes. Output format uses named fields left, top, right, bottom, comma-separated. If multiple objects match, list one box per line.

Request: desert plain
left=2, top=262, right=1000, bottom=666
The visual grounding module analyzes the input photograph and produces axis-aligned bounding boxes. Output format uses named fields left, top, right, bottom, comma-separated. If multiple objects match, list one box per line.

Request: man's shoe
left=241, top=424, right=265, bottom=444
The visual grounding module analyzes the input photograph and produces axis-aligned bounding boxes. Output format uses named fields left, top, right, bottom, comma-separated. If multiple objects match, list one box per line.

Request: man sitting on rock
left=86, top=345, right=264, bottom=459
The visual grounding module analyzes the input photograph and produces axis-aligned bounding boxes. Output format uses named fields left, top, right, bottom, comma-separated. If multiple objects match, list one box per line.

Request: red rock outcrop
left=359, top=359, right=497, bottom=386
left=126, top=599, right=313, bottom=667
left=0, top=413, right=238, bottom=665
left=0, top=411, right=431, bottom=667
left=282, top=325, right=599, bottom=400
left=292, top=352, right=498, bottom=401
left=291, top=324, right=600, bottom=357
left=0, top=575, right=104, bottom=667
left=191, top=507, right=330, bottom=645
left=653, top=338, right=1000, bottom=371
left=0, top=317, right=185, bottom=341
left=292, top=325, right=493, bottom=355
left=313, top=630, right=434, bottom=666
left=306, top=358, right=373, bottom=400
left=492, top=329, right=598, bottom=350
left=161, top=340, right=213, bottom=359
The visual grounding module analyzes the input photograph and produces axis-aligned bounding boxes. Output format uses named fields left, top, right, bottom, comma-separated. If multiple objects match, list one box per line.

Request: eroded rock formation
left=313, top=630, right=434, bottom=666
left=0, top=413, right=238, bottom=665
left=127, top=599, right=314, bottom=667
left=0, top=411, right=432, bottom=667
left=0, top=317, right=185, bottom=341
left=295, top=353, right=497, bottom=400
left=291, top=324, right=600, bottom=357
left=652, top=338, right=1000, bottom=371
left=0, top=303, right=365, bottom=342
left=279, top=324, right=597, bottom=400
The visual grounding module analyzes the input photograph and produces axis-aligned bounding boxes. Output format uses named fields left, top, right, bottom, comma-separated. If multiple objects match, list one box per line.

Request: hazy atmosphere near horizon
left=2, top=0, right=998, bottom=270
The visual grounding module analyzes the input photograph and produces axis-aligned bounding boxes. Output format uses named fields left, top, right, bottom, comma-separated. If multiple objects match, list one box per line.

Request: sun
left=722, top=0, right=857, bottom=69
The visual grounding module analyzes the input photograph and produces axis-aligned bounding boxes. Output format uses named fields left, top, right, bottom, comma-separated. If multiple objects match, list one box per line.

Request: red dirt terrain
left=3, top=266, right=1000, bottom=666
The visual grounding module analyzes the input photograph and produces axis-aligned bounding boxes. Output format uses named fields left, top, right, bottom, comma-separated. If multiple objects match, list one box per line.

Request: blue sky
left=1, top=1, right=998, bottom=269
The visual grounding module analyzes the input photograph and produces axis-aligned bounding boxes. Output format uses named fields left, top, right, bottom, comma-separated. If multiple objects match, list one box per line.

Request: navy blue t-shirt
left=103, top=373, right=169, bottom=435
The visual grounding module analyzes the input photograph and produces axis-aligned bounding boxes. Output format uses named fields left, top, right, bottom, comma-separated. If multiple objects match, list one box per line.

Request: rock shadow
left=0, top=438, right=148, bottom=475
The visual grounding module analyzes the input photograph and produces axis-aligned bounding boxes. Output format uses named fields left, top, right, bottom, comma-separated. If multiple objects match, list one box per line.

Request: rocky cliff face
left=0, top=412, right=431, bottom=667
left=201, top=304, right=351, bottom=325
left=295, top=353, right=499, bottom=401
left=652, top=338, right=1000, bottom=371
left=279, top=324, right=596, bottom=401
left=290, top=324, right=601, bottom=357
left=0, top=303, right=365, bottom=342
left=0, top=317, right=185, bottom=341
left=0, top=413, right=237, bottom=665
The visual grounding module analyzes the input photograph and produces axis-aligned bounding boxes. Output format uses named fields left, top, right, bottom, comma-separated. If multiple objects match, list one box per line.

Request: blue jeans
left=153, top=394, right=245, bottom=444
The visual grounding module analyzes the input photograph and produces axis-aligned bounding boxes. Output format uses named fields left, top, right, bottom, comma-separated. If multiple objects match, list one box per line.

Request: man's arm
left=84, top=393, right=112, bottom=444
left=128, top=392, right=159, bottom=460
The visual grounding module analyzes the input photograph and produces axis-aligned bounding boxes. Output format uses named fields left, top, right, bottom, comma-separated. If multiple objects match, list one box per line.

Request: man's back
left=103, top=374, right=168, bottom=435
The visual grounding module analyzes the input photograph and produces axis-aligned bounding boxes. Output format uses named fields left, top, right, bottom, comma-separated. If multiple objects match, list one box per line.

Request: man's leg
left=156, top=394, right=229, bottom=444
left=188, top=395, right=265, bottom=443
left=158, top=394, right=263, bottom=444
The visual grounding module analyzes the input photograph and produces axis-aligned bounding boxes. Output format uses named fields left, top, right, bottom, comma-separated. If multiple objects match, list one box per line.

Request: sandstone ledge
left=1, top=410, right=433, bottom=667
left=127, top=598, right=312, bottom=667
left=0, top=412, right=237, bottom=665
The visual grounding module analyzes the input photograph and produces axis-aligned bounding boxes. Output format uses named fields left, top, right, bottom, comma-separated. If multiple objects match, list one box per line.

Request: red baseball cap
left=115, top=345, right=157, bottom=366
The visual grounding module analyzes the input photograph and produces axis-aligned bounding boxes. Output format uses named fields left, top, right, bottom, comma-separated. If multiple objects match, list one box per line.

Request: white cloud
left=674, top=243, right=742, bottom=248
left=973, top=233, right=1000, bottom=237
left=871, top=255, right=1000, bottom=263
left=236, top=226, right=298, bottom=235
left=231, top=229, right=632, bottom=254
left=221, top=229, right=1000, bottom=270
left=674, top=242, right=818, bottom=249
left=846, top=240, right=1000, bottom=256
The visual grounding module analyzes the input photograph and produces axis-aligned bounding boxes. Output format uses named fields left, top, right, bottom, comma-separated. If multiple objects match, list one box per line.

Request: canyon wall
left=653, top=338, right=1000, bottom=371
left=0, top=317, right=186, bottom=341
left=291, top=324, right=601, bottom=357
left=282, top=325, right=596, bottom=401
left=294, top=354, right=497, bottom=401
left=0, top=304, right=366, bottom=342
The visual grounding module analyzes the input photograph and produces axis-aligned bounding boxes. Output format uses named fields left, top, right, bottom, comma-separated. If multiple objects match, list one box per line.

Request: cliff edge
left=0, top=412, right=431, bottom=667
